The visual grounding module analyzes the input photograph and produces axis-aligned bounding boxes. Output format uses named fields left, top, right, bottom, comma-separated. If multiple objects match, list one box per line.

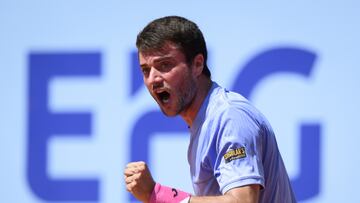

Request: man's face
left=139, top=43, right=198, bottom=116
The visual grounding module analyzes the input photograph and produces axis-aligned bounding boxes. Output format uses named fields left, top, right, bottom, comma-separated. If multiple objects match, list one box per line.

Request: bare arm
left=189, top=184, right=260, bottom=203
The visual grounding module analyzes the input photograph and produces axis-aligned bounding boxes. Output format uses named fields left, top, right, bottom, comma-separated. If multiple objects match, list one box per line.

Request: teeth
left=158, top=91, right=170, bottom=104
left=163, top=98, right=169, bottom=103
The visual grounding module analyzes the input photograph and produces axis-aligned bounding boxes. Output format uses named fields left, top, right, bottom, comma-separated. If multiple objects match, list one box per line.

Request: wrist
left=149, top=183, right=191, bottom=203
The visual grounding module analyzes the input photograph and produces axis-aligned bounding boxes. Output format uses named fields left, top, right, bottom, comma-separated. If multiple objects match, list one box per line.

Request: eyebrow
left=140, top=55, right=173, bottom=68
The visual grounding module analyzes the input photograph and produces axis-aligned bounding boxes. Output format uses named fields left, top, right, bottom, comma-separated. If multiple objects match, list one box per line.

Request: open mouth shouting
left=155, top=89, right=171, bottom=105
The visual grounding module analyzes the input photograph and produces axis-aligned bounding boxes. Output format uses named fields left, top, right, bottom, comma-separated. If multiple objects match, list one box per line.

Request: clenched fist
left=124, top=161, right=156, bottom=203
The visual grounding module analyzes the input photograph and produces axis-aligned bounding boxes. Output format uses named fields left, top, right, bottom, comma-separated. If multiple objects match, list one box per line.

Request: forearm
left=148, top=184, right=258, bottom=203
left=148, top=185, right=238, bottom=203
left=190, top=195, right=254, bottom=203
left=189, top=195, right=238, bottom=203
left=189, top=185, right=259, bottom=203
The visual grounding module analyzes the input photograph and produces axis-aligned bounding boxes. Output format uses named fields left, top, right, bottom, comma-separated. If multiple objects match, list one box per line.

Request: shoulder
left=207, top=87, right=273, bottom=143
left=211, top=88, right=263, bottom=128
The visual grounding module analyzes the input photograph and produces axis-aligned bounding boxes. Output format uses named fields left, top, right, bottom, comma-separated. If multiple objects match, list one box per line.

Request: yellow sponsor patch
left=224, top=147, right=246, bottom=163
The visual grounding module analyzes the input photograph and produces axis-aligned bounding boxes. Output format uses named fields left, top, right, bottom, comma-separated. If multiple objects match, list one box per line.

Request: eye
left=141, top=67, right=150, bottom=77
left=158, top=61, right=173, bottom=72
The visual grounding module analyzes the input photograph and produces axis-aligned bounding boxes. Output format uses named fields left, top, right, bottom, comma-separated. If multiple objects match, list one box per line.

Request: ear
left=192, top=54, right=204, bottom=77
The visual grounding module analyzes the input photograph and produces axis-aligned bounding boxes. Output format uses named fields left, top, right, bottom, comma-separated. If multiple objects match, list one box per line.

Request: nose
left=147, top=67, right=163, bottom=88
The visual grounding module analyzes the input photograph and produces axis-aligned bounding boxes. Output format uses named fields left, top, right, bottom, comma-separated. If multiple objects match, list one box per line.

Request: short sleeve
left=214, top=108, right=265, bottom=194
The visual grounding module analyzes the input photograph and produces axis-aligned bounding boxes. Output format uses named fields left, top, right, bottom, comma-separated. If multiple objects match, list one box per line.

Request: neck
left=180, top=76, right=212, bottom=127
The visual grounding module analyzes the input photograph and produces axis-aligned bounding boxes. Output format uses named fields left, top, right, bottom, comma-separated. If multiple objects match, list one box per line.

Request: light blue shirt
left=188, top=82, right=296, bottom=202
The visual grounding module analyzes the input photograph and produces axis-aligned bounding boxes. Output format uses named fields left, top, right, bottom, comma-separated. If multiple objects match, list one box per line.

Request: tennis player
left=124, top=16, right=297, bottom=203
